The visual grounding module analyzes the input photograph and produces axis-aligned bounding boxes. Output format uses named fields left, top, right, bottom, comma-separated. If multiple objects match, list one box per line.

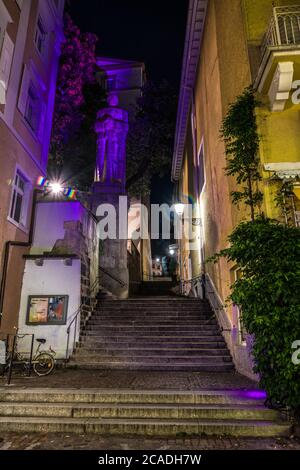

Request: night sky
left=69, top=0, right=188, bottom=86
left=68, top=0, right=189, bottom=257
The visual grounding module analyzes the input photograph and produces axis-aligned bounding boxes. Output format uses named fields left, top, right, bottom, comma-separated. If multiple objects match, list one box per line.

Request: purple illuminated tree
left=50, top=14, right=99, bottom=164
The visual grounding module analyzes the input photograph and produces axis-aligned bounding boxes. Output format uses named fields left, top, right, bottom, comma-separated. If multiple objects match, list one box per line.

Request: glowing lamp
left=49, top=181, right=63, bottom=195
left=169, top=249, right=175, bottom=256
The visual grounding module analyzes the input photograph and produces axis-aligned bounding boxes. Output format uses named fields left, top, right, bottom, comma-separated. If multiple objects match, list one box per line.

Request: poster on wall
left=26, top=295, right=69, bottom=325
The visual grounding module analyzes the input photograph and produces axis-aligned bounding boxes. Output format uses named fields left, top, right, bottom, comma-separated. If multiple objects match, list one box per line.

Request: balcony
left=261, top=6, right=300, bottom=60
left=255, top=6, right=300, bottom=111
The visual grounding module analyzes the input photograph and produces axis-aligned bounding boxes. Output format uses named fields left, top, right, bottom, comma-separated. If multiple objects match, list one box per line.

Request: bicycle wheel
left=33, top=353, right=55, bottom=376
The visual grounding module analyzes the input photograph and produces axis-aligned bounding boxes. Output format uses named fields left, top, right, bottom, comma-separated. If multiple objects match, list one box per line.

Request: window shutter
left=18, top=64, right=30, bottom=115
left=0, top=32, right=14, bottom=91
left=38, top=101, right=47, bottom=142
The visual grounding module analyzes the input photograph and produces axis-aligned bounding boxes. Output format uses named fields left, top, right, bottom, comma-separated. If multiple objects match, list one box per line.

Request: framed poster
left=26, top=295, right=69, bottom=325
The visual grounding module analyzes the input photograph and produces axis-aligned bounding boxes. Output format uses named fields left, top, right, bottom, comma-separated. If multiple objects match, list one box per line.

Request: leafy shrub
left=214, top=216, right=300, bottom=410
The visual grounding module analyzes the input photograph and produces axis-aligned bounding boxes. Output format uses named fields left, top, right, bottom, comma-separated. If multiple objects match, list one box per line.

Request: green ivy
left=220, top=86, right=263, bottom=220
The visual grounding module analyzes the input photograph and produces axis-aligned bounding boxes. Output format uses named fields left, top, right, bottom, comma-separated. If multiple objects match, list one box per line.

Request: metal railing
left=99, top=266, right=127, bottom=288
left=65, top=276, right=99, bottom=361
left=261, top=5, right=300, bottom=58
left=180, top=274, right=206, bottom=299
left=1, top=333, right=35, bottom=385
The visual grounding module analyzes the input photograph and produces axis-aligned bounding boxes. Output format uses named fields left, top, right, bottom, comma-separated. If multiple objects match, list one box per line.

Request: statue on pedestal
left=91, top=94, right=129, bottom=299
left=94, top=94, right=129, bottom=190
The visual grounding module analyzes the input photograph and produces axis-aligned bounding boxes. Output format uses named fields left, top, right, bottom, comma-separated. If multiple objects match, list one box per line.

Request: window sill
left=7, top=216, right=29, bottom=234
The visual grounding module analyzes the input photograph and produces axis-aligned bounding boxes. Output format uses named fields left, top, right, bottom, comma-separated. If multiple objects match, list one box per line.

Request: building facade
left=0, top=0, right=64, bottom=335
left=97, top=57, right=146, bottom=120
left=172, top=0, right=300, bottom=378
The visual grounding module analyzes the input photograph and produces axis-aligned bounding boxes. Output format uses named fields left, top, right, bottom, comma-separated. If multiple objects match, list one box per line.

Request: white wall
left=18, top=258, right=81, bottom=359
left=30, top=201, right=86, bottom=254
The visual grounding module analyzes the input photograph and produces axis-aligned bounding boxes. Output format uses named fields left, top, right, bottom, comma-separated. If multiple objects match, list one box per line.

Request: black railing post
left=7, top=334, right=16, bottom=386
left=66, top=329, right=70, bottom=361
left=28, top=334, right=34, bottom=377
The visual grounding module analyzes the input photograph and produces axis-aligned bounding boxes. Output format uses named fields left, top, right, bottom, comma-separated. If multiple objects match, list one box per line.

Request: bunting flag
left=36, top=177, right=78, bottom=200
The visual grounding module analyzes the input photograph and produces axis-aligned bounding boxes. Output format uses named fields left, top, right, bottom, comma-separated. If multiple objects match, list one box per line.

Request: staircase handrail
left=65, top=276, right=99, bottom=361
left=99, top=265, right=127, bottom=288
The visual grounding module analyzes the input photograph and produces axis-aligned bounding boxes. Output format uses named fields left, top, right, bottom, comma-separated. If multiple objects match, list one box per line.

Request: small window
left=35, top=16, right=46, bottom=56
left=106, top=76, right=116, bottom=91
left=25, top=82, right=41, bottom=133
left=9, top=170, right=30, bottom=228
left=197, top=145, right=205, bottom=196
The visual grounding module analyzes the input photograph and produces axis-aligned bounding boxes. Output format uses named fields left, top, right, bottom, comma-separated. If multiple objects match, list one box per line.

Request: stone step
left=84, top=325, right=220, bottom=332
left=72, top=355, right=233, bottom=364
left=75, top=348, right=230, bottom=357
left=80, top=340, right=226, bottom=348
left=99, top=300, right=211, bottom=312
left=96, top=301, right=206, bottom=312
left=81, top=333, right=225, bottom=340
left=93, top=315, right=213, bottom=320
left=88, top=319, right=216, bottom=325
left=68, top=362, right=235, bottom=371
left=0, top=402, right=279, bottom=421
left=0, top=416, right=290, bottom=437
left=0, top=389, right=268, bottom=405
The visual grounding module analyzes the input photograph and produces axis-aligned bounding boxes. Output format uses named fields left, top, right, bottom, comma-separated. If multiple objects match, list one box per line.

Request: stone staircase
left=0, top=388, right=291, bottom=436
left=69, top=297, right=234, bottom=371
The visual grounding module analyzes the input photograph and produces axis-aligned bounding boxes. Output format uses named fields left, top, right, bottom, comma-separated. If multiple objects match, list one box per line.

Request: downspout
left=0, top=188, right=42, bottom=321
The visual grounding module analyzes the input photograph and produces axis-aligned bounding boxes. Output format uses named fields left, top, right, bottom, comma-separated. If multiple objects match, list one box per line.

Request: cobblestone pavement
left=0, top=433, right=299, bottom=450
left=0, top=369, right=257, bottom=390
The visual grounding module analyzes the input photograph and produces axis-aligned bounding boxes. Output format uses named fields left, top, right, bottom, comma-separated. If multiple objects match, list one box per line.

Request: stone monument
left=91, top=94, right=129, bottom=299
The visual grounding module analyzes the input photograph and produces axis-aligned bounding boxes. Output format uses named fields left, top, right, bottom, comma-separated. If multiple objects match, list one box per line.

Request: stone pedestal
left=91, top=183, right=129, bottom=299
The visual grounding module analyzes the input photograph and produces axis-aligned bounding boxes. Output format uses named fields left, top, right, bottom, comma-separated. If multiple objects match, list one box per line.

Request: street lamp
left=49, top=181, right=63, bottom=195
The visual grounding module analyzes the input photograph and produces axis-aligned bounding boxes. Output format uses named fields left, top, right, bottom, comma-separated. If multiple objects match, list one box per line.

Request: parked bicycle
left=3, top=335, right=56, bottom=377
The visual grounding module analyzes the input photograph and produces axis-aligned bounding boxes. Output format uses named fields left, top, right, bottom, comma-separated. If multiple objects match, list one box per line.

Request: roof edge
left=171, top=0, right=208, bottom=182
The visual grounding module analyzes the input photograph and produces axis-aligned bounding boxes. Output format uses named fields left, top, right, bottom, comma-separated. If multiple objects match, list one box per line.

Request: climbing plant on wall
left=220, top=86, right=263, bottom=221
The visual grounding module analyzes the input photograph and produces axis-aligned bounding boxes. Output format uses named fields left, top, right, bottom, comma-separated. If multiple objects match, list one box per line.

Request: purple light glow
left=241, top=390, right=267, bottom=400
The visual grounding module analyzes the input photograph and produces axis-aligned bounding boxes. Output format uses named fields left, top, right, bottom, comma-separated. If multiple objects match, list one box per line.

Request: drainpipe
left=0, top=188, right=42, bottom=322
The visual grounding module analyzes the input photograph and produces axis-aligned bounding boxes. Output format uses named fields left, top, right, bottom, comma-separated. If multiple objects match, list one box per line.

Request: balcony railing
left=261, top=6, right=300, bottom=59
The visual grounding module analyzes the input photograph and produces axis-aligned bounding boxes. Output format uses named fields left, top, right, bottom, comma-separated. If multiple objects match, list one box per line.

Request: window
left=0, top=1, right=13, bottom=104
left=9, top=170, right=30, bottom=228
left=25, top=82, right=41, bottom=133
left=35, top=16, right=46, bottom=56
left=0, top=32, right=14, bottom=104
left=18, top=65, right=47, bottom=141
left=106, top=76, right=116, bottom=91
left=197, top=144, right=205, bottom=196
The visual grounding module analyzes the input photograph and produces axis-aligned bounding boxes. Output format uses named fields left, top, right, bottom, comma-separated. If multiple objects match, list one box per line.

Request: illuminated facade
left=172, top=0, right=300, bottom=378
left=0, top=0, right=64, bottom=335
